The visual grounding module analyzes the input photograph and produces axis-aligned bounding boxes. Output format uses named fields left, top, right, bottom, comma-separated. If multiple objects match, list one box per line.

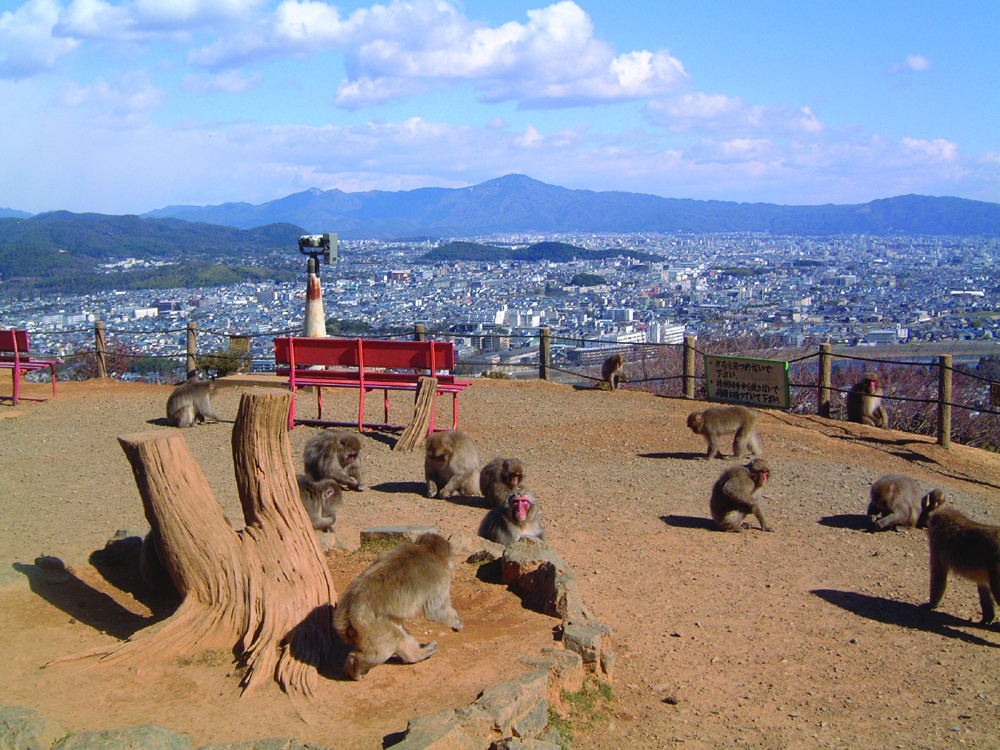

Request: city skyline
left=2, top=0, right=998, bottom=215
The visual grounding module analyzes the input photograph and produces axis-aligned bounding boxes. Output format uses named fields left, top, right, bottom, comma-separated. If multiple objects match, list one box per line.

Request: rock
left=0, top=704, right=67, bottom=750
left=386, top=709, right=481, bottom=750
left=52, top=725, right=192, bottom=750
left=360, top=526, right=440, bottom=546
left=518, top=649, right=584, bottom=716
left=200, top=740, right=334, bottom=750
left=32, top=557, right=71, bottom=584
left=490, top=739, right=562, bottom=750
left=474, top=670, right=549, bottom=740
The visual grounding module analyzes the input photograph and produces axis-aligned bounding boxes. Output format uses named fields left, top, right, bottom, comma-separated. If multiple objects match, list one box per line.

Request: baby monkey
left=166, top=373, right=221, bottom=428
left=296, top=474, right=343, bottom=532
left=867, top=474, right=944, bottom=531
left=710, top=458, right=773, bottom=532
left=478, top=489, right=545, bottom=546
left=479, top=457, right=526, bottom=507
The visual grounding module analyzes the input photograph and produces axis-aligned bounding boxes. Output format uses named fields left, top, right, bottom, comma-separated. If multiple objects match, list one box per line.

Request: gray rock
left=200, top=740, right=333, bottom=750
left=360, top=527, right=440, bottom=546
left=474, top=670, right=549, bottom=740
left=518, top=649, right=585, bottom=715
left=0, top=704, right=67, bottom=750
left=32, top=557, right=71, bottom=584
left=52, top=725, right=192, bottom=750
left=386, top=709, right=481, bottom=750
left=490, top=740, right=562, bottom=750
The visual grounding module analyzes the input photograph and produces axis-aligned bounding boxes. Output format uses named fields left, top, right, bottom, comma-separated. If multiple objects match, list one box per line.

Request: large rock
left=386, top=709, right=482, bottom=750
left=0, top=704, right=67, bottom=750
left=518, top=649, right=584, bottom=716
left=52, top=726, right=192, bottom=750
left=473, top=670, right=549, bottom=740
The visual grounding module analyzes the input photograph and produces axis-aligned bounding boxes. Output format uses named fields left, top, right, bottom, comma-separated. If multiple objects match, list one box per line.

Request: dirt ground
left=2, top=375, right=1000, bottom=750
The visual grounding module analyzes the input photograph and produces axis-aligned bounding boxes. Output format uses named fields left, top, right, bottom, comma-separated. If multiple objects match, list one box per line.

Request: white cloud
left=58, top=0, right=266, bottom=40
left=891, top=54, right=932, bottom=73
left=55, top=71, right=164, bottom=110
left=903, top=137, right=958, bottom=162
left=648, top=92, right=824, bottom=137
left=0, top=0, right=79, bottom=79
left=181, top=69, right=263, bottom=93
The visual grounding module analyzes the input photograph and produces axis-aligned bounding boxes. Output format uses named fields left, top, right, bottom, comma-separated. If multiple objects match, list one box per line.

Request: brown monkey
left=924, top=507, right=1000, bottom=625
left=296, top=474, right=343, bottom=532
left=846, top=371, right=889, bottom=428
left=868, top=474, right=945, bottom=531
left=480, top=457, right=526, bottom=506
left=687, top=405, right=763, bottom=460
left=304, top=429, right=365, bottom=490
left=424, top=430, right=480, bottom=498
left=601, top=353, right=628, bottom=391
left=166, top=373, right=221, bottom=427
left=334, top=532, right=463, bottom=679
left=710, top=458, right=773, bottom=532
left=478, top=489, right=545, bottom=545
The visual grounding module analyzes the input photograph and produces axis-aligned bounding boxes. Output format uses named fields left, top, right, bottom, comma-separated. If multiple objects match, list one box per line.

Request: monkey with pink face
left=478, top=490, right=544, bottom=546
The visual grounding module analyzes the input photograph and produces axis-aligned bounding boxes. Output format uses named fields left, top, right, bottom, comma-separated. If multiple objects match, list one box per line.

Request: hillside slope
left=1, top=377, right=1000, bottom=749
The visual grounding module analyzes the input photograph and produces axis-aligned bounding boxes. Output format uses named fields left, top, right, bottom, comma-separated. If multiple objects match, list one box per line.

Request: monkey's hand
left=760, top=524, right=774, bottom=532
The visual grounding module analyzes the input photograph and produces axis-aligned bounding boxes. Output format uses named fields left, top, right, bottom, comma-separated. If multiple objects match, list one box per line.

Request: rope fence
left=10, top=320, right=1000, bottom=450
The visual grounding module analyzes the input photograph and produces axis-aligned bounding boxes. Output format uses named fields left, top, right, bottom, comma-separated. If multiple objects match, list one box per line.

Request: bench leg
left=49, top=363, right=57, bottom=400
left=358, top=388, right=366, bottom=432
left=12, top=364, right=20, bottom=406
left=288, top=385, right=297, bottom=430
left=383, top=388, right=390, bottom=426
left=452, top=392, right=459, bottom=429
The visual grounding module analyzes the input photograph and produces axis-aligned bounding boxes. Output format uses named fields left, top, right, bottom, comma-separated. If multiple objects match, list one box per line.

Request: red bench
left=0, top=329, right=61, bottom=406
left=274, top=336, right=471, bottom=432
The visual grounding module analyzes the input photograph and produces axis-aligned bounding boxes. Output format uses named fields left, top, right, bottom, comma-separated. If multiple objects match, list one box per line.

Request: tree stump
left=393, top=376, right=439, bottom=453
left=46, top=390, right=338, bottom=698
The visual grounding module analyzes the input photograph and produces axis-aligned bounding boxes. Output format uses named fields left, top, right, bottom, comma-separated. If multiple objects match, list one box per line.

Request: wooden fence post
left=94, top=320, right=108, bottom=379
left=683, top=335, right=696, bottom=399
left=414, top=323, right=426, bottom=342
left=539, top=327, right=551, bottom=381
left=818, top=343, right=832, bottom=418
left=937, top=354, right=952, bottom=449
left=186, top=321, right=197, bottom=376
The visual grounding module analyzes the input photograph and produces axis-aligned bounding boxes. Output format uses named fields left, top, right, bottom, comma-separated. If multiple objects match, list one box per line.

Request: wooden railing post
left=818, top=343, right=832, bottom=418
left=186, top=321, right=197, bottom=376
left=539, top=327, right=551, bottom=381
left=414, top=323, right=426, bottom=342
left=683, top=335, right=696, bottom=399
left=94, top=320, right=108, bottom=379
left=937, top=354, right=952, bottom=449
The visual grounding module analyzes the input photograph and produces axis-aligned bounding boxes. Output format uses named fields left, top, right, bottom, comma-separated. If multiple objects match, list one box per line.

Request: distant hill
left=422, top=240, right=659, bottom=263
left=0, top=207, right=32, bottom=219
left=143, top=174, right=1000, bottom=237
left=0, top=212, right=303, bottom=293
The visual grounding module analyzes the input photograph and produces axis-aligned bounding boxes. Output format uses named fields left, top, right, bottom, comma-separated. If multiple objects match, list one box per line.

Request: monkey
left=601, top=353, right=628, bottom=391
left=166, top=373, right=221, bottom=428
left=303, top=429, right=365, bottom=491
left=296, top=474, right=343, bottom=532
left=867, top=474, right=945, bottom=531
left=140, top=527, right=180, bottom=598
left=334, top=532, right=463, bottom=680
left=478, top=489, right=545, bottom=546
left=479, top=457, right=526, bottom=506
left=710, top=458, right=773, bottom=532
left=845, top=371, right=890, bottom=428
left=687, top=405, right=763, bottom=460
left=424, top=429, right=480, bottom=499
left=923, top=507, right=1000, bottom=625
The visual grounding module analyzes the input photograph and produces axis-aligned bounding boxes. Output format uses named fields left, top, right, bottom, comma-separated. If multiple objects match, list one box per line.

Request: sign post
left=704, top=354, right=790, bottom=410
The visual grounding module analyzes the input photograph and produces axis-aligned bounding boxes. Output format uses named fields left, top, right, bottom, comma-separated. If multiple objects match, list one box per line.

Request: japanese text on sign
left=704, top=355, right=790, bottom=410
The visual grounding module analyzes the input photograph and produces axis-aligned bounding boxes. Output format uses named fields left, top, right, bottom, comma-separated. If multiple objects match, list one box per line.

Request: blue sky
left=2, top=0, right=998, bottom=215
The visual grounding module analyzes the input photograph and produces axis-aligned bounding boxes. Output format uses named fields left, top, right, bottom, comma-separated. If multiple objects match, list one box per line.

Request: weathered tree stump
left=393, top=376, right=439, bottom=453
left=46, top=390, right=337, bottom=698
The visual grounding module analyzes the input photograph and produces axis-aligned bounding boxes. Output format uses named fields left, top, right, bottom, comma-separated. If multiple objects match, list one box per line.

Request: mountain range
left=141, top=174, right=1000, bottom=237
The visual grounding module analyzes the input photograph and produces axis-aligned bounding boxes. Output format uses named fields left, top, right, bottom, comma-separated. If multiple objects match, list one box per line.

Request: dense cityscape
left=1, top=231, right=999, bottom=379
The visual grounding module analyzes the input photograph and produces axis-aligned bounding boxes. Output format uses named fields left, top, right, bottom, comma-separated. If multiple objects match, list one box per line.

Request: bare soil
left=3, top=375, right=1000, bottom=749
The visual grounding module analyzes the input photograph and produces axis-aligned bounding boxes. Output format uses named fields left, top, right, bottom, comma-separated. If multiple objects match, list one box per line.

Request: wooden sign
left=228, top=335, right=251, bottom=353
left=704, top=354, right=790, bottom=410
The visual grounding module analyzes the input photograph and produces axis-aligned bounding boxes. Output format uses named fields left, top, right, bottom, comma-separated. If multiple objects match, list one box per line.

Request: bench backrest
left=0, top=329, right=29, bottom=355
left=274, top=337, right=456, bottom=373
